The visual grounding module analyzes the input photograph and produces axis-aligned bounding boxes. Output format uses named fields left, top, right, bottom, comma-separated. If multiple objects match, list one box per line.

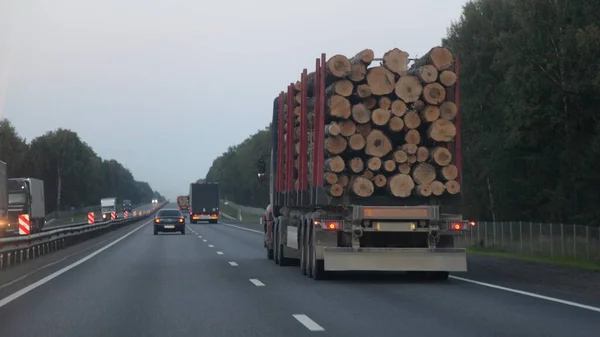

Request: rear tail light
left=313, top=220, right=340, bottom=230
left=469, top=221, right=476, bottom=227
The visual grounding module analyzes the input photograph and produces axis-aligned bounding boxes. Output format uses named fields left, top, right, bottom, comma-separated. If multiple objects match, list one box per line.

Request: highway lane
left=1, top=209, right=599, bottom=336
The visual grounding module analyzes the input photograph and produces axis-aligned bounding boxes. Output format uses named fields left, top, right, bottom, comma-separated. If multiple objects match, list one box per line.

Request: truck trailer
left=101, top=197, right=118, bottom=220
left=257, top=47, right=472, bottom=280
left=0, top=161, right=7, bottom=235
left=7, top=177, right=46, bottom=235
left=189, top=183, right=219, bottom=224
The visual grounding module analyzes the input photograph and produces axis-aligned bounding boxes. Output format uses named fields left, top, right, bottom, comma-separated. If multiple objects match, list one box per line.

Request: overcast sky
left=0, top=0, right=468, bottom=200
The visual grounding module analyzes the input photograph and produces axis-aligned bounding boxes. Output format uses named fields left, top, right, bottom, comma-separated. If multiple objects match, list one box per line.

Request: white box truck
left=101, top=197, right=118, bottom=220
left=7, top=177, right=46, bottom=234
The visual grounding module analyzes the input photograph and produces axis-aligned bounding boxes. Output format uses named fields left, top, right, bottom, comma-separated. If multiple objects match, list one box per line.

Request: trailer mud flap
left=322, top=247, right=467, bottom=272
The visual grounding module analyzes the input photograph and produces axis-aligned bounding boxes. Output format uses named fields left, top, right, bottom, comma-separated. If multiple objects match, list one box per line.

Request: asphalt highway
left=0, top=203, right=598, bottom=336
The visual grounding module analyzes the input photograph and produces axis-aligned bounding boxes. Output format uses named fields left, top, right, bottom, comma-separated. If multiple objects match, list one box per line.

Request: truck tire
left=273, top=219, right=280, bottom=265
left=309, top=224, right=327, bottom=280
left=276, top=216, right=293, bottom=267
left=300, top=220, right=308, bottom=275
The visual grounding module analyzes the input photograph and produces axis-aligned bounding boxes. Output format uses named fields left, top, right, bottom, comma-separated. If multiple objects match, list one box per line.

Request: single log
left=325, top=155, right=345, bottom=173
left=398, top=163, right=411, bottom=174
left=412, top=163, right=436, bottom=185
left=348, top=133, right=366, bottom=151
left=349, top=157, right=364, bottom=173
left=337, top=119, right=356, bottom=137
left=415, top=184, right=432, bottom=197
left=439, top=70, right=457, bottom=87
left=328, top=95, right=352, bottom=119
left=389, top=116, right=404, bottom=132
left=294, top=81, right=302, bottom=91
left=373, top=174, right=387, bottom=188
left=326, top=79, right=354, bottom=97
left=440, top=164, right=458, bottom=181
left=383, top=159, right=396, bottom=172
left=403, top=110, right=421, bottom=129
left=355, top=84, right=372, bottom=98
left=439, top=101, right=457, bottom=120
left=393, top=150, right=408, bottom=163
left=401, top=143, right=418, bottom=154
left=339, top=174, right=349, bottom=187
left=407, top=155, right=417, bottom=164
left=430, top=180, right=445, bottom=196
left=324, top=172, right=339, bottom=185
left=367, top=157, right=382, bottom=171
left=382, top=48, right=409, bottom=76
left=325, top=54, right=352, bottom=82
left=395, top=76, right=423, bottom=103
left=362, top=96, right=377, bottom=109
left=365, top=129, right=393, bottom=157
left=324, top=135, right=348, bottom=155
left=387, top=174, right=415, bottom=197
left=325, top=122, right=341, bottom=137
left=362, top=169, right=375, bottom=179
left=357, top=123, right=372, bottom=137
left=416, top=146, right=429, bottom=162
left=372, top=108, right=391, bottom=126
left=421, top=105, right=440, bottom=122
left=350, top=49, right=375, bottom=65
left=351, top=103, right=372, bottom=124
left=350, top=176, right=375, bottom=197
left=294, top=106, right=301, bottom=117
left=412, top=100, right=425, bottom=111
left=405, top=129, right=421, bottom=145
left=391, top=100, right=407, bottom=117
left=408, top=64, right=439, bottom=83
left=445, top=180, right=461, bottom=194
left=378, top=96, right=392, bottom=110
left=422, top=83, right=446, bottom=105
left=349, top=63, right=367, bottom=82
left=366, top=66, right=395, bottom=95
left=325, top=183, right=344, bottom=197
left=431, top=147, right=452, bottom=166
left=295, top=93, right=302, bottom=104
left=428, top=120, right=456, bottom=142
left=411, top=46, right=453, bottom=71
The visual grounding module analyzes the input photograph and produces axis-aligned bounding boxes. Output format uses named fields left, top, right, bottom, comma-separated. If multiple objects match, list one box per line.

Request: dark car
left=154, top=209, right=185, bottom=235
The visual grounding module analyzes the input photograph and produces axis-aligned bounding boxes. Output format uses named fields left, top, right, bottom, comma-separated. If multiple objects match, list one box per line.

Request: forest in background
left=0, top=118, right=165, bottom=214
left=204, top=0, right=600, bottom=224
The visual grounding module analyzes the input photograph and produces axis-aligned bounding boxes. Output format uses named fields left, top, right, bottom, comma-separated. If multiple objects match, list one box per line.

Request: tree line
left=204, top=0, right=600, bottom=224
left=0, top=119, right=165, bottom=214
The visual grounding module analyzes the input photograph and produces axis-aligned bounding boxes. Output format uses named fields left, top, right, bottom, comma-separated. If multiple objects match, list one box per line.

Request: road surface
left=0, top=203, right=598, bottom=337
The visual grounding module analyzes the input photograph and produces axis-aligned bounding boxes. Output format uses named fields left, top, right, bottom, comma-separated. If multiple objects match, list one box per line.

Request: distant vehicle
left=177, top=195, right=190, bottom=212
left=189, top=182, right=219, bottom=224
left=101, top=197, right=118, bottom=220
left=7, top=177, right=45, bottom=235
left=0, top=161, right=7, bottom=236
left=122, top=199, right=133, bottom=213
left=154, top=208, right=185, bottom=235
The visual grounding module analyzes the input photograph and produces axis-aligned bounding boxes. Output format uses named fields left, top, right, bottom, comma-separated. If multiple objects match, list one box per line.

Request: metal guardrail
left=0, top=201, right=168, bottom=271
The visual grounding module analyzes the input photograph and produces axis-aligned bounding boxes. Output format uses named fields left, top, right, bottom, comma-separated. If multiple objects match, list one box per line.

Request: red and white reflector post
left=124, top=211, right=128, bottom=218
left=88, top=212, right=95, bottom=224
left=133, top=211, right=137, bottom=216
left=18, top=214, right=30, bottom=235
left=110, top=211, right=116, bottom=220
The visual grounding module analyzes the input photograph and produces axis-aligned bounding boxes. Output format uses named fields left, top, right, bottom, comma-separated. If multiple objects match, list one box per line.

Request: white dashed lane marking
left=249, top=279, right=265, bottom=287
left=293, top=314, right=325, bottom=331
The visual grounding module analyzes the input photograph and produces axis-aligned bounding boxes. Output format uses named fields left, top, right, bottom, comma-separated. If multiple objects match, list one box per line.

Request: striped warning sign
left=111, top=211, right=116, bottom=220
left=88, top=212, right=95, bottom=224
left=133, top=211, right=137, bottom=216
left=124, top=211, right=129, bottom=218
left=18, top=214, right=30, bottom=235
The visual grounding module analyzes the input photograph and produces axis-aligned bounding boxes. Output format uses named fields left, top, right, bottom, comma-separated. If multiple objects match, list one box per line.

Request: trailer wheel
left=273, top=219, right=280, bottom=265
left=309, top=224, right=327, bottom=280
left=277, top=219, right=292, bottom=266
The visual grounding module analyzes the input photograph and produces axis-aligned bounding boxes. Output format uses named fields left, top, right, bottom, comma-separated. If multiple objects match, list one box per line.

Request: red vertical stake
left=316, top=53, right=326, bottom=187
left=286, top=84, right=294, bottom=192
left=300, top=69, right=308, bottom=191
left=454, top=56, right=462, bottom=185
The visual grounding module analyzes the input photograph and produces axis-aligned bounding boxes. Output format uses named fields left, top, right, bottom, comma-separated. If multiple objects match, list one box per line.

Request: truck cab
left=122, top=199, right=133, bottom=213
left=101, top=197, right=118, bottom=220
left=6, top=178, right=45, bottom=235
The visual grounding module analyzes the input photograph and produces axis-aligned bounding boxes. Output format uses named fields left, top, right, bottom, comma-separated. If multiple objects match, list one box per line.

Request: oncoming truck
left=256, top=47, right=473, bottom=280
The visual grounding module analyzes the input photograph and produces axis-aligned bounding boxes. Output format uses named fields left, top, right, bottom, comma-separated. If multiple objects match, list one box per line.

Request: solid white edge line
left=216, top=251, right=223, bottom=255
left=450, top=276, right=600, bottom=312
left=221, top=223, right=262, bottom=234
left=249, top=279, right=265, bottom=286
left=220, top=222, right=600, bottom=313
left=0, top=220, right=151, bottom=309
left=293, top=314, right=325, bottom=331
left=228, top=262, right=238, bottom=266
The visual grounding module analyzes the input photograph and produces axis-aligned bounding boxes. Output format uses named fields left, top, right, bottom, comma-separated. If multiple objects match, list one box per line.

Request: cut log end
left=361, top=96, right=377, bottom=109
left=439, top=70, right=457, bottom=87
left=356, top=84, right=372, bottom=98
left=338, top=120, right=357, bottom=137
left=327, top=54, right=352, bottom=78
left=372, top=108, right=391, bottom=126
left=349, top=63, right=367, bottom=82
left=430, top=181, right=445, bottom=196
left=365, top=129, right=393, bottom=157
left=445, top=180, right=461, bottom=194
left=405, top=129, right=421, bottom=145
left=378, top=96, right=392, bottom=110
left=324, top=172, right=338, bottom=185
left=325, top=122, right=341, bottom=137
left=415, top=184, right=432, bottom=197
left=366, top=66, right=396, bottom=95
left=431, top=147, right=452, bottom=166
left=349, top=157, right=364, bottom=173
left=421, top=105, right=440, bottom=122
left=387, top=174, right=415, bottom=197
left=428, top=120, right=456, bottom=142
left=325, top=184, right=344, bottom=197
left=391, top=100, right=407, bottom=117
left=398, top=163, right=411, bottom=174
left=357, top=123, right=372, bottom=137
left=412, top=163, right=436, bottom=185
left=351, top=103, right=372, bottom=124
left=348, top=133, right=366, bottom=151
left=404, top=110, right=421, bottom=129
left=328, top=95, right=352, bottom=119
left=351, top=176, right=375, bottom=197
left=367, top=157, right=382, bottom=171
left=427, top=47, right=453, bottom=70
left=383, top=159, right=396, bottom=172
left=395, top=76, right=423, bottom=103
left=401, top=143, right=418, bottom=155
left=440, top=101, right=457, bottom=120
left=416, top=147, right=429, bottom=162
left=373, top=174, right=387, bottom=188
left=409, top=64, right=439, bottom=84
left=389, top=116, right=405, bottom=132
left=440, top=164, right=458, bottom=181
left=327, top=79, right=354, bottom=97
left=339, top=174, right=349, bottom=187
left=325, top=155, right=345, bottom=173
left=382, top=48, right=409, bottom=76
left=362, top=169, right=375, bottom=179
left=393, top=150, right=408, bottom=163
left=324, top=135, right=348, bottom=155
left=422, top=82, right=447, bottom=105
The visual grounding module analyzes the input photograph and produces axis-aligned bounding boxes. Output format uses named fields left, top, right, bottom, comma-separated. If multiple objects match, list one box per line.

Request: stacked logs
left=282, top=46, right=460, bottom=198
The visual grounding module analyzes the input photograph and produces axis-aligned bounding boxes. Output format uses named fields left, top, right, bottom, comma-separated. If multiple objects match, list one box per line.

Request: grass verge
left=467, top=246, right=600, bottom=272
left=219, top=201, right=262, bottom=223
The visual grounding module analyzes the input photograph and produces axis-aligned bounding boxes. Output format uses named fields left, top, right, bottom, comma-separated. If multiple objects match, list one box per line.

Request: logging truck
left=256, top=47, right=473, bottom=280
